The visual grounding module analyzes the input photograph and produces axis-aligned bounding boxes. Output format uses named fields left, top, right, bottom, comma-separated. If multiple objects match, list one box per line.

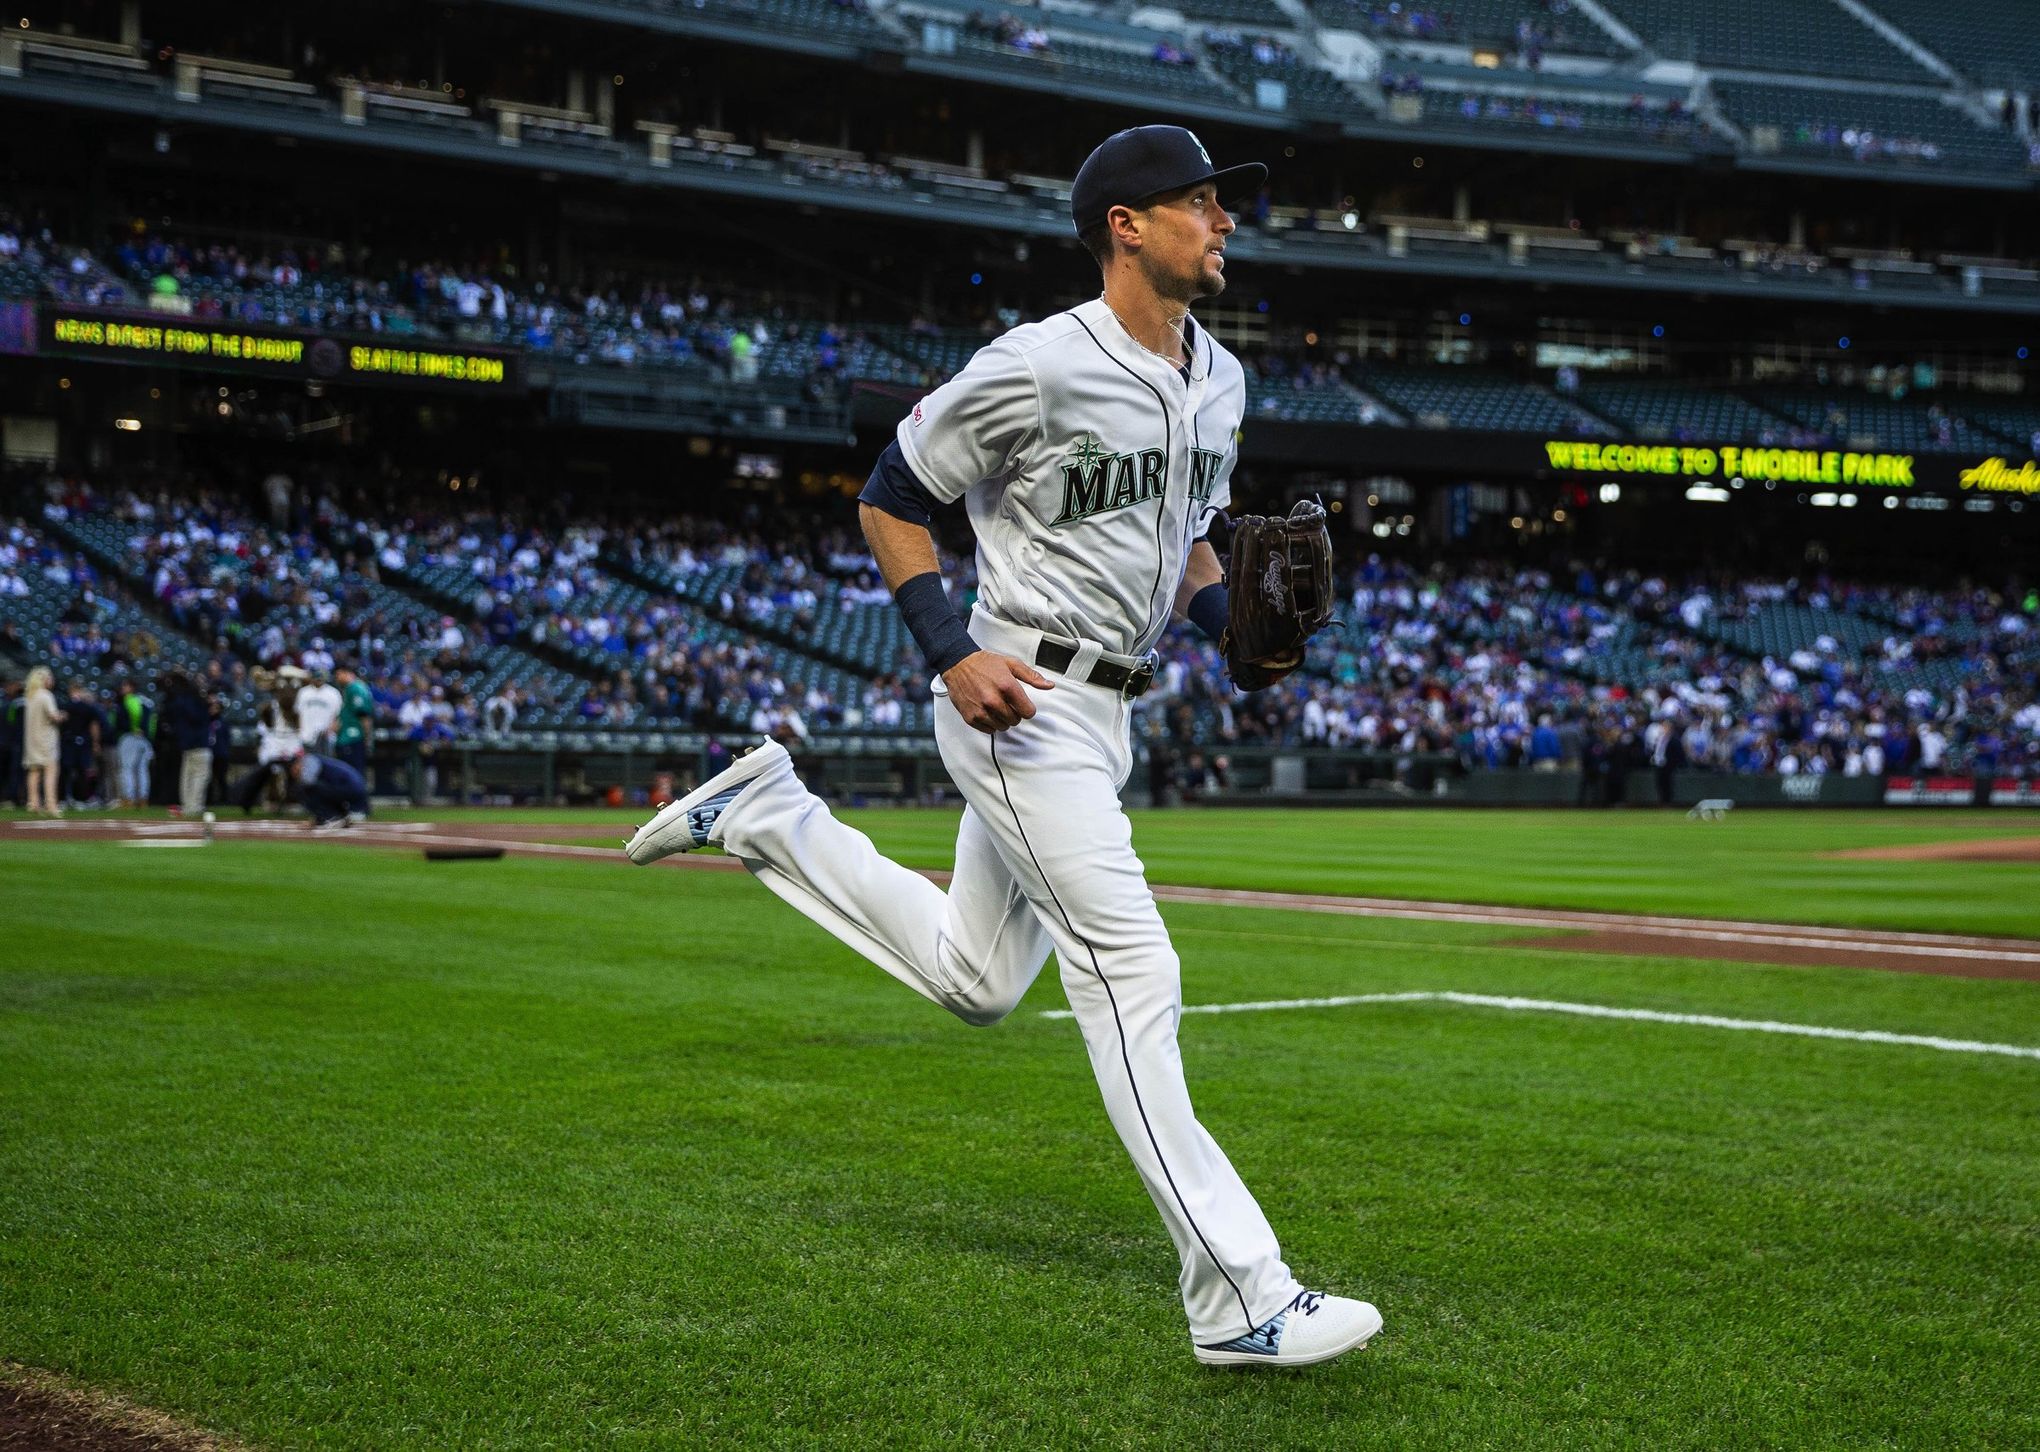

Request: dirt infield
left=0, top=1368, right=244, bottom=1452
left=1828, top=836, right=2040, bottom=864
left=5, top=817, right=2038, bottom=982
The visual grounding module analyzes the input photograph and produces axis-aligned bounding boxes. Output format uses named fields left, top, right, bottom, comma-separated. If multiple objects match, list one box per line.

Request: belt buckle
left=1123, top=656, right=1158, bottom=700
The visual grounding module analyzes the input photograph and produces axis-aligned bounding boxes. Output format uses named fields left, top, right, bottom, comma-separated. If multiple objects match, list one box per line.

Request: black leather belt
left=1035, top=638, right=1158, bottom=699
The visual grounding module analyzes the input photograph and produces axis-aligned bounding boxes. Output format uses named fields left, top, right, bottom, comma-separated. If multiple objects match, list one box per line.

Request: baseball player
left=628, top=126, right=1380, bottom=1367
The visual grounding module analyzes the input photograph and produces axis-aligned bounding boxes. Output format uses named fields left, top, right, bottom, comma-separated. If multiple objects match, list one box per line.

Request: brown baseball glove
left=1219, top=499, right=1336, bottom=691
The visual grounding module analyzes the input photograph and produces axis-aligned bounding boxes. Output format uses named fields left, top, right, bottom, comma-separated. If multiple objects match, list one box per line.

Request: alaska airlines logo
left=1959, top=457, right=2040, bottom=494
left=1052, top=437, right=1227, bottom=526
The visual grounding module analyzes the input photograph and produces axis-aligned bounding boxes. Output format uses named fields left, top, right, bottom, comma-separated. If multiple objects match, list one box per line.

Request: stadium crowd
left=1222, top=558, right=2040, bottom=786
left=101, top=222, right=844, bottom=380
left=6, top=475, right=2034, bottom=805
left=6, top=207, right=2038, bottom=450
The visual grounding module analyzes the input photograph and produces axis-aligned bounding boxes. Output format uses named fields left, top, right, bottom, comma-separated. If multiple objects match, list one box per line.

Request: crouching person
left=290, top=749, right=369, bottom=830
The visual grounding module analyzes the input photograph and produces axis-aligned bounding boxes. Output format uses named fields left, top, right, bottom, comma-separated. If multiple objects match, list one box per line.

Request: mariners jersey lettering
left=896, top=297, right=1243, bottom=657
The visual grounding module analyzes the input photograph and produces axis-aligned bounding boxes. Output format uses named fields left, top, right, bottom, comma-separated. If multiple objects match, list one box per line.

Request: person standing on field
left=206, top=691, right=233, bottom=806
left=160, top=671, right=211, bottom=817
left=295, top=668, right=342, bottom=752
left=334, top=661, right=375, bottom=780
left=0, top=676, right=23, bottom=807
left=109, top=677, right=157, bottom=808
left=60, top=681, right=105, bottom=808
left=21, top=666, right=65, bottom=817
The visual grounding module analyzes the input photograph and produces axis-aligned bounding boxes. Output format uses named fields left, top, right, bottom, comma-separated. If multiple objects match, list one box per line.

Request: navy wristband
left=895, top=571, right=979, bottom=674
left=1188, top=582, right=1229, bottom=644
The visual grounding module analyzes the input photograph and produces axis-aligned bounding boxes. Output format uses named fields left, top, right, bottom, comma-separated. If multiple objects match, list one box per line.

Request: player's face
left=1139, top=183, right=1234, bottom=301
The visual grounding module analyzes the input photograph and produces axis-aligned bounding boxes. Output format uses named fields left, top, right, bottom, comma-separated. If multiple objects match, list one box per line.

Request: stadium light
left=1598, top=483, right=1621, bottom=503
left=1810, top=492, right=1839, bottom=507
left=1884, top=496, right=1900, bottom=510
left=113, top=418, right=141, bottom=432
left=1685, top=485, right=1730, bottom=503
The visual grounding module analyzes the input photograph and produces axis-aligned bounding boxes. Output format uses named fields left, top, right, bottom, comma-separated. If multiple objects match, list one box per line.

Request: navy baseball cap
left=1070, top=125, right=1268, bottom=236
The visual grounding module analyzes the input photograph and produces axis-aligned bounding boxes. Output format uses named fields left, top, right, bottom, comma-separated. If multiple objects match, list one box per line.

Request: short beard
left=1136, top=250, right=1218, bottom=309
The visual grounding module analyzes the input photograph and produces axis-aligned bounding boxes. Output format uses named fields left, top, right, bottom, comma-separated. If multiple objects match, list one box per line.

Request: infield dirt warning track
left=9, top=816, right=2038, bottom=983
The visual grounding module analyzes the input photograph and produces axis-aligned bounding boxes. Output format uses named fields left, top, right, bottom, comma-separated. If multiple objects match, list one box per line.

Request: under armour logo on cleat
left=686, top=785, right=746, bottom=845
left=1200, top=1310, right=1286, bottom=1356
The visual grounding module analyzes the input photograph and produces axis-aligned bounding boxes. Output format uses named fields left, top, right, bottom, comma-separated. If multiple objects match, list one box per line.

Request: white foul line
left=1040, top=991, right=2040, bottom=1060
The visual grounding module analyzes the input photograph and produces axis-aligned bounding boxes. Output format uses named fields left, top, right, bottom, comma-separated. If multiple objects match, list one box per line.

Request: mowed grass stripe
left=15, top=804, right=2036, bottom=935
left=575, top=806, right=2039, bottom=938
left=1, top=841, right=2035, bottom=1449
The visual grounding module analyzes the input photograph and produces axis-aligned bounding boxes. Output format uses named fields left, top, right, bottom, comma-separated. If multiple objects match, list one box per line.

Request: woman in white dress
left=21, top=665, right=66, bottom=817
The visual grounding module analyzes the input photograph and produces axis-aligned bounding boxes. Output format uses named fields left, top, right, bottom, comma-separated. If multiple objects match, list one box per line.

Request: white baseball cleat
left=624, top=740, right=790, bottom=865
left=1193, top=1290, right=1382, bottom=1368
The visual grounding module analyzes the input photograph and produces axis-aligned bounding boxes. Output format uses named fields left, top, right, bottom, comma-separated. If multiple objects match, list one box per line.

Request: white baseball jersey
left=896, top=297, right=1244, bottom=657
left=680, top=299, right=1309, bottom=1350
left=295, top=682, right=342, bottom=744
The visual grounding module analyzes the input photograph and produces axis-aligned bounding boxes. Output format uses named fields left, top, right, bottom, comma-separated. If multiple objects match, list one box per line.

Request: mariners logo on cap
left=1186, top=131, right=1213, bottom=168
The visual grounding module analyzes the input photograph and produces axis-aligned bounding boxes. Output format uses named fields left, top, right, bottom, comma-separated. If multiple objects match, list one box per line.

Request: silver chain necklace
left=1101, top=294, right=1189, bottom=368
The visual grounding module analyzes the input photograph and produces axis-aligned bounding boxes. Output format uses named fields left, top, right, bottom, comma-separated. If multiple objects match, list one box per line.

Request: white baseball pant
left=713, top=615, right=1302, bottom=1342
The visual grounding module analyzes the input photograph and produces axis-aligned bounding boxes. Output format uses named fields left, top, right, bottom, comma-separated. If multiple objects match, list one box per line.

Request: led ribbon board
left=40, top=308, right=521, bottom=393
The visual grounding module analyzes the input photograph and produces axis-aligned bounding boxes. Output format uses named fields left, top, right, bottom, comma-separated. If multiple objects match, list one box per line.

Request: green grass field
left=511, top=806, right=2040, bottom=937
left=2, top=811, right=2037, bottom=1447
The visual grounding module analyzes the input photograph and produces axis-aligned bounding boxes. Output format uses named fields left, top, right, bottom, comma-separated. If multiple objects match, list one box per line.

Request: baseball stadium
left=1, top=0, right=2037, bottom=1445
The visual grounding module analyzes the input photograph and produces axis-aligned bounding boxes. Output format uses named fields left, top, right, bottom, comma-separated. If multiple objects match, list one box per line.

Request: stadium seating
left=751, top=325, right=925, bottom=386
left=871, top=326, right=996, bottom=381
left=53, top=497, right=585, bottom=729
left=618, top=550, right=935, bottom=734
left=1712, top=80, right=2024, bottom=173
left=1595, top=0, right=1931, bottom=82
left=13, top=482, right=2033, bottom=776
left=1684, top=593, right=1980, bottom=695
left=1580, top=382, right=1796, bottom=443
left=1357, top=369, right=1617, bottom=434
left=1833, top=0, right=2040, bottom=91
left=3, top=523, right=252, bottom=713
left=1180, top=0, right=1290, bottom=26
left=1414, top=89, right=1703, bottom=146
left=1201, top=39, right=1362, bottom=121
left=1246, top=372, right=1379, bottom=423
left=1958, top=403, right=2040, bottom=453
left=1756, top=390, right=1993, bottom=453
left=954, top=34, right=1236, bottom=102
left=646, top=0, right=891, bottom=44
left=343, top=514, right=873, bottom=734
left=1308, top=0, right=1627, bottom=58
